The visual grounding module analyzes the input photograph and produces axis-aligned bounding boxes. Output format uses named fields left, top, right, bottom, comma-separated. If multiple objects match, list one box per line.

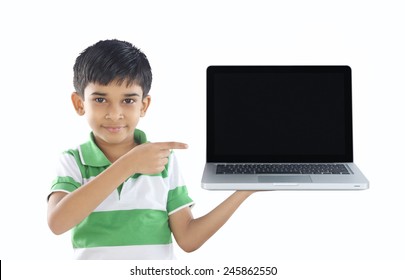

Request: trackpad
left=258, top=176, right=312, bottom=183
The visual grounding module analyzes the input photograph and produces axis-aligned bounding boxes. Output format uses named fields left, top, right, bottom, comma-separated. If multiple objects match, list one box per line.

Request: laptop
left=201, top=65, right=369, bottom=190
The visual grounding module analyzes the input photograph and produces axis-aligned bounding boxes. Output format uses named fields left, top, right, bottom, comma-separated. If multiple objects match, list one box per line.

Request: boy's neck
left=95, top=138, right=137, bottom=163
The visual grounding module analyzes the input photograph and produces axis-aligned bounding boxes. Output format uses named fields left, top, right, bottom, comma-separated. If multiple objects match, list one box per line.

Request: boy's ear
left=140, top=95, right=151, bottom=117
left=71, top=92, right=85, bottom=116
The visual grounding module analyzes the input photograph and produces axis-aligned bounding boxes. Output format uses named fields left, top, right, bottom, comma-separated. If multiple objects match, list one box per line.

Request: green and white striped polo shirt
left=50, top=129, right=194, bottom=260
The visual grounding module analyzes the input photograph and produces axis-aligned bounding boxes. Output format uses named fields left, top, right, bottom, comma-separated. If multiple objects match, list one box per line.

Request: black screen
left=207, top=66, right=353, bottom=163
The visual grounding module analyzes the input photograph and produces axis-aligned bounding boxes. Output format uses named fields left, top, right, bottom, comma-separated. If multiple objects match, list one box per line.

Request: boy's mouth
left=102, top=125, right=126, bottom=133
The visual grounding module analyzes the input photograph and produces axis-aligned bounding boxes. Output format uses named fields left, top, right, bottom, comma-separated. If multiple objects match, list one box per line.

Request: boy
left=47, top=39, right=255, bottom=260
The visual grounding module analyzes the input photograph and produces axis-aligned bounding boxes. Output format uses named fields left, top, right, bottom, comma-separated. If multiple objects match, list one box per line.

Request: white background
left=1, top=0, right=404, bottom=278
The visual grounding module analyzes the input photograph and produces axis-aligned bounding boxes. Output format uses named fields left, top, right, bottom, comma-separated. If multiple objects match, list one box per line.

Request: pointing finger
left=155, top=142, right=189, bottom=150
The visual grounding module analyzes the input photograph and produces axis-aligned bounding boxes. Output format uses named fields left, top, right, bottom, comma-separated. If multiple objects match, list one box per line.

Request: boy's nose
left=105, top=105, right=123, bottom=120
left=105, top=113, right=123, bottom=120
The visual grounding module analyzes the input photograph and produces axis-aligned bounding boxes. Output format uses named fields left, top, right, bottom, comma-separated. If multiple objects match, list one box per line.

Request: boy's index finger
left=155, top=141, right=189, bottom=150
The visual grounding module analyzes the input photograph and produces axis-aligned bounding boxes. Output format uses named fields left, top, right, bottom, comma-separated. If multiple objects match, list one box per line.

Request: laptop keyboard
left=216, top=163, right=350, bottom=175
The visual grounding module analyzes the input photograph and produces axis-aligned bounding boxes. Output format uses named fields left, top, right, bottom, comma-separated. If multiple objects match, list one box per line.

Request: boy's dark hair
left=73, top=39, right=152, bottom=98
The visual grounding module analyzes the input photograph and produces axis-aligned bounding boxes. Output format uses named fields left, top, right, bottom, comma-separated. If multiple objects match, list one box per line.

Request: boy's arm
left=48, top=142, right=187, bottom=235
left=169, top=190, right=255, bottom=253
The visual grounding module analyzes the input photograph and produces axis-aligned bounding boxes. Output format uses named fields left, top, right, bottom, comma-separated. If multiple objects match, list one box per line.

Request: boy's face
left=71, top=81, right=150, bottom=148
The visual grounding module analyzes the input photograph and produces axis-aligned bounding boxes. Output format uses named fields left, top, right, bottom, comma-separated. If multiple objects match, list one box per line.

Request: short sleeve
left=48, top=151, right=82, bottom=199
left=166, top=152, right=194, bottom=215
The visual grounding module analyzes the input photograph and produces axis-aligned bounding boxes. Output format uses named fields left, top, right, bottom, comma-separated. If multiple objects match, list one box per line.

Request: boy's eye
left=95, top=98, right=106, bottom=103
left=123, top=98, right=135, bottom=104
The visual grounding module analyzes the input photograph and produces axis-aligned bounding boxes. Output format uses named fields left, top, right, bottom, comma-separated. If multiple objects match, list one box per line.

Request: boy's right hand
left=127, top=142, right=188, bottom=175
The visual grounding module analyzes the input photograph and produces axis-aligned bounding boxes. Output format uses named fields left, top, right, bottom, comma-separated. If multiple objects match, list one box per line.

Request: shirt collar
left=78, top=129, right=148, bottom=167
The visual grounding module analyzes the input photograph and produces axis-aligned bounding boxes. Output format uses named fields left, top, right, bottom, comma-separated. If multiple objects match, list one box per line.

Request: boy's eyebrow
left=123, top=93, right=141, bottom=97
left=90, top=92, right=141, bottom=97
left=90, top=92, right=107, bottom=96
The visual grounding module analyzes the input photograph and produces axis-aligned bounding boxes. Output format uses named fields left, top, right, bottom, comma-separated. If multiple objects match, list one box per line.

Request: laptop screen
left=207, top=66, right=353, bottom=163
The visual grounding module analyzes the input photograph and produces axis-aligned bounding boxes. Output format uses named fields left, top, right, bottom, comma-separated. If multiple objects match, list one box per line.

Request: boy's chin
left=94, top=131, right=134, bottom=145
